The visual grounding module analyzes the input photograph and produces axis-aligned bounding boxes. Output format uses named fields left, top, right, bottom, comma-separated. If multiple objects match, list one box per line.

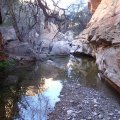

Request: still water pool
left=0, top=56, right=119, bottom=120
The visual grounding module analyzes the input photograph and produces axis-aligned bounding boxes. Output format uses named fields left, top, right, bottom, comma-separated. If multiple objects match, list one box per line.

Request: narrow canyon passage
left=0, top=0, right=120, bottom=120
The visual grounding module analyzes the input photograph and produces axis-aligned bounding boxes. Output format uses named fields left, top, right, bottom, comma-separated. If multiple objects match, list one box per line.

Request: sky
left=22, top=0, right=88, bottom=9
left=46, top=0, right=88, bottom=9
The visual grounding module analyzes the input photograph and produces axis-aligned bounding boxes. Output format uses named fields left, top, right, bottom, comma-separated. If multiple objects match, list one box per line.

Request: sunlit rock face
left=78, top=0, right=120, bottom=92
left=88, top=0, right=101, bottom=13
left=71, top=39, right=92, bottom=56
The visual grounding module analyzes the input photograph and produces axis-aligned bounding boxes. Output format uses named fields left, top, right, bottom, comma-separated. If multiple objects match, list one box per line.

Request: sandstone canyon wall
left=88, top=0, right=101, bottom=13
left=79, top=0, right=120, bottom=92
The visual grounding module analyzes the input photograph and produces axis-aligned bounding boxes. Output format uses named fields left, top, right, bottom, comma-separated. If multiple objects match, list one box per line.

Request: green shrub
left=0, top=59, right=17, bottom=70
left=0, top=60, right=9, bottom=69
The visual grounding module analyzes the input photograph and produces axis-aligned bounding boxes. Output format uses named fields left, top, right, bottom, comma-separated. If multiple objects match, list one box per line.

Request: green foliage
left=0, top=60, right=9, bottom=69
left=0, top=60, right=16, bottom=70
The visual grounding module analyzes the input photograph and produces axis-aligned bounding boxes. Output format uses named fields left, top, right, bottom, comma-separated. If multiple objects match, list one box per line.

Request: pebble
left=115, top=109, right=118, bottom=112
left=87, top=116, right=92, bottom=120
left=102, top=119, right=105, bottom=120
left=72, top=118, right=75, bottom=120
left=67, top=116, right=72, bottom=120
left=109, top=113, right=114, bottom=116
left=84, top=100, right=89, bottom=104
left=77, top=84, right=81, bottom=86
left=94, top=104, right=98, bottom=107
left=48, top=77, right=120, bottom=120
left=98, top=114, right=104, bottom=119
left=118, top=111, right=120, bottom=114
left=76, top=110, right=82, bottom=113
left=67, top=110, right=73, bottom=115
left=93, top=99, right=97, bottom=103
left=70, top=100, right=74, bottom=103
left=92, top=112, right=97, bottom=116
left=60, top=95, right=64, bottom=97
left=106, top=117, right=111, bottom=120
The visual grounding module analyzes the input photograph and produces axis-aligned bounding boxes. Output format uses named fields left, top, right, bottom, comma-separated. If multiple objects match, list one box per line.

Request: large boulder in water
left=50, top=41, right=70, bottom=56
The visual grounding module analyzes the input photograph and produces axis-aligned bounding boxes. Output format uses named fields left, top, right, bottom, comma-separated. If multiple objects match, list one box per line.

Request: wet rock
left=92, top=112, right=97, bottom=116
left=93, top=99, right=97, bottom=103
left=87, top=116, right=92, bottom=120
left=67, top=110, right=73, bottom=115
left=94, top=104, right=98, bottom=107
left=118, top=111, right=120, bottom=114
left=98, top=114, right=104, bottom=119
left=109, top=113, right=114, bottom=116
left=113, top=116, right=116, bottom=119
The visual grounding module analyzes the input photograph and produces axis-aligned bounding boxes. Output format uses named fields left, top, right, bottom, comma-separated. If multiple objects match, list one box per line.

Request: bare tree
left=3, top=0, right=90, bottom=43
left=6, top=0, right=23, bottom=42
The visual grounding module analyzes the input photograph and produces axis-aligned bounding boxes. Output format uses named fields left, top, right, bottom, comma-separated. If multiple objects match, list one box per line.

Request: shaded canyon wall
left=79, top=0, right=120, bottom=92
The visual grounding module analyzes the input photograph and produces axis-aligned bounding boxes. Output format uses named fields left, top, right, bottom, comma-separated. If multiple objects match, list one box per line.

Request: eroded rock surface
left=77, top=0, right=120, bottom=92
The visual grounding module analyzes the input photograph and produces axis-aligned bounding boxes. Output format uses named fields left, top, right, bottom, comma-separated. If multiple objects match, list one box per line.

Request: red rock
left=88, top=0, right=101, bottom=13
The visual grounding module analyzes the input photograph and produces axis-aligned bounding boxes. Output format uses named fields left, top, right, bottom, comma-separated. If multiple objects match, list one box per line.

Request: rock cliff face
left=79, top=0, right=120, bottom=92
left=0, top=23, right=73, bottom=61
left=88, top=0, right=101, bottom=13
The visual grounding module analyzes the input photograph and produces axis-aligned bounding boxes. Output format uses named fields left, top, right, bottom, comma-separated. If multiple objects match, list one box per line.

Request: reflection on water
left=0, top=56, right=119, bottom=120
left=15, top=78, right=62, bottom=120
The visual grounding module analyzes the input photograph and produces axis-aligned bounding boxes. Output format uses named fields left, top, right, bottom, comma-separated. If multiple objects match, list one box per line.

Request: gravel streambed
left=48, top=80, right=120, bottom=120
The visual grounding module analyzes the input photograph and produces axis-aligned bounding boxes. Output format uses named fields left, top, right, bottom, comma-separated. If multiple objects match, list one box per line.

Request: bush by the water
left=0, top=60, right=9, bottom=69
left=0, top=60, right=16, bottom=70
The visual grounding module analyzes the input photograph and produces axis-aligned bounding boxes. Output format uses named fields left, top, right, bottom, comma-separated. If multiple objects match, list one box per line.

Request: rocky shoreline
left=48, top=79, right=120, bottom=120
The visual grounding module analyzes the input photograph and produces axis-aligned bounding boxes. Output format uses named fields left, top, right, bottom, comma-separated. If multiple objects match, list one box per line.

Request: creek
left=0, top=55, right=119, bottom=120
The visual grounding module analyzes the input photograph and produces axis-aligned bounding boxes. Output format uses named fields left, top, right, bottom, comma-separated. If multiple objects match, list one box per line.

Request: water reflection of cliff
left=67, top=56, right=98, bottom=87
